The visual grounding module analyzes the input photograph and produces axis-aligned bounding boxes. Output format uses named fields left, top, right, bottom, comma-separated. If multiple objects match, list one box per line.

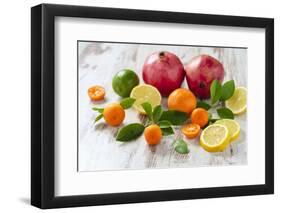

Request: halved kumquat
left=181, top=123, right=201, bottom=139
left=88, top=85, right=105, bottom=101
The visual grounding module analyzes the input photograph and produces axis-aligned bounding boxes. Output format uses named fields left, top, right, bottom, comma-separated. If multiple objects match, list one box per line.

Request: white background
left=0, top=0, right=279, bottom=212
left=56, top=18, right=264, bottom=196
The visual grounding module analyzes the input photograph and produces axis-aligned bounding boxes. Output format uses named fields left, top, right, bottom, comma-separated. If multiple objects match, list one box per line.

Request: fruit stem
left=159, top=52, right=165, bottom=58
left=159, top=52, right=169, bottom=64
left=212, top=101, right=223, bottom=108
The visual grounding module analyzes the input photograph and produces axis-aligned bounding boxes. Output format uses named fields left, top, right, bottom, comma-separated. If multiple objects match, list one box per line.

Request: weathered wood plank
left=78, top=42, right=247, bottom=171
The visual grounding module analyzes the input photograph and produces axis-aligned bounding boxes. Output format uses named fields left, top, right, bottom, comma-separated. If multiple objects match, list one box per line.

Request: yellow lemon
left=200, top=124, right=230, bottom=152
left=130, top=84, right=161, bottom=114
left=216, top=119, right=240, bottom=142
left=225, top=87, right=247, bottom=115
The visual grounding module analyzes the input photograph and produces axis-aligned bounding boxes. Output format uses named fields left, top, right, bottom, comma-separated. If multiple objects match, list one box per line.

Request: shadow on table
left=19, top=197, right=30, bottom=205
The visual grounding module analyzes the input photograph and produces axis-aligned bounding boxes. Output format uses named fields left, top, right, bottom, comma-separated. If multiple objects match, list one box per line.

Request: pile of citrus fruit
left=88, top=53, right=247, bottom=154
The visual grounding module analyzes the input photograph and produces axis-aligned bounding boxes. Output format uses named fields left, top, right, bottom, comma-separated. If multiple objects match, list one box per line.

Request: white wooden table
left=78, top=42, right=247, bottom=171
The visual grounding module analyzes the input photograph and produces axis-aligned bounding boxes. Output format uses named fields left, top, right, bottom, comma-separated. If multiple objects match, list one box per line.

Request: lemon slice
left=225, top=87, right=247, bottom=115
left=215, top=119, right=240, bottom=142
left=200, top=124, right=230, bottom=152
left=130, top=84, right=161, bottom=114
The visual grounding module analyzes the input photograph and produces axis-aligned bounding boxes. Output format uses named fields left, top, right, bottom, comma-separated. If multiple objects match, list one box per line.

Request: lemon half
left=200, top=124, right=230, bottom=152
left=130, top=84, right=161, bottom=114
left=225, top=87, right=247, bottom=115
left=216, top=119, right=240, bottom=142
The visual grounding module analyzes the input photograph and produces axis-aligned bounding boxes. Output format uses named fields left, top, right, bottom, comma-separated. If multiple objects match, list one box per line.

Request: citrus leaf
left=158, top=120, right=172, bottom=129
left=141, top=102, right=153, bottom=121
left=217, top=107, right=234, bottom=119
left=220, top=80, right=235, bottom=101
left=208, top=112, right=213, bottom=121
left=92, top=107, right=104, bottom=113
left=152, top=105, right=163, bottom=123
left=120, top=97, right=135, bottom=109
left=209, top=118, right=220, bottom=123
left=161, top=127, right=174, bottom=136
left=116, top=123, right=145, bottom=142
left=173, top=139, right=189, bottom=154
left=159, top=110, right=188, bottom=125
left=94, top=113, right=103, bottom=123
left=210, top=80, right=222, bottom=104
left=197, top=100, right=211, bottom=110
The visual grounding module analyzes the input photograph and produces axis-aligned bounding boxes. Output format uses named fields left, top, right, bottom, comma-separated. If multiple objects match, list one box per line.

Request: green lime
left=112, top=69, right=139, bottom=97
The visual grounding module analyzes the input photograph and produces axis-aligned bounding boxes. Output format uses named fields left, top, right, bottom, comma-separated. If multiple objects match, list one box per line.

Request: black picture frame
left=31, top=3, right=274, bottom=209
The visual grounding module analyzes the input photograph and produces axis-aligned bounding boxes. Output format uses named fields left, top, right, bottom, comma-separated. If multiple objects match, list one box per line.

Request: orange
left=191, top=108, right=209, bottom=128
left=167, top=88, right=196, bottom=114
left=144, top=124, right=162, bottom=145
left=181, top=123, right=201, bottom=139
left=88, top=85, right=105, bottom=101
left=103, top=103, right=125, bottom=126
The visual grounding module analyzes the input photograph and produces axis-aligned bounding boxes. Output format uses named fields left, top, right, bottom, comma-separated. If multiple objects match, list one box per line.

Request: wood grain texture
left=78, top=42, right=247, bottom=171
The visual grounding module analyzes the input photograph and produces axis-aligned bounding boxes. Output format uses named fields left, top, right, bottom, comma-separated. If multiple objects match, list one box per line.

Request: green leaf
left=210, top=118, right=220, bottom=122
left=159, top=110, right=188, bottom=125
left=152, top=105, right=163, bottom=123
left=210, top=80, right=222, bottom=104
left=158, top=120, right=172, bottom=129
left=220, top=80, right=235, bottom=101
left=173, top=139, right=189, bottom=154
left=208, top=112, right=213, bottom=121
left=94, top=113, right=103, bottom=123
left=120, top=97, right=136, bottom=109
left=217, top=107, right=234, bottom=119
left=92, top=107, right=104, bottom=113
left=141, top=102, right=153, bottom=121
left=197, top=100, right=211, bottom=110
left=161, top=127, right=174, bottom=136
left=208, top=118, right=220, bottom=125
left=116, top=123, right=145, bottom=142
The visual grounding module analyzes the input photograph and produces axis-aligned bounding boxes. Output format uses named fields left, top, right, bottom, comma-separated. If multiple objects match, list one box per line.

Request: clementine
left=167, top=88, right=196, bottom=114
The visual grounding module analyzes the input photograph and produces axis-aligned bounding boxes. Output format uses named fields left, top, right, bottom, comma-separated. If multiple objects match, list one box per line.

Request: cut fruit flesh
left=216, top=119, right=240, bottom=142
left=225, top=87, right=247, bottom=115
left=130, top=84, right=161, bottom=114
left=200, top=124, right=230, bottom=152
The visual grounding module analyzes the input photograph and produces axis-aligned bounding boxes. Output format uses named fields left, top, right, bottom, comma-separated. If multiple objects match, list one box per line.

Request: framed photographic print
left=31, top=3, right=274, bottom=209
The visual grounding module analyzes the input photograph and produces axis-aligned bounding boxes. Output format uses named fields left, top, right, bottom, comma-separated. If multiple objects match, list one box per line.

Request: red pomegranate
left=185, top=55, right=224, bottom=99
left=142, top=51, right=185, bottom=97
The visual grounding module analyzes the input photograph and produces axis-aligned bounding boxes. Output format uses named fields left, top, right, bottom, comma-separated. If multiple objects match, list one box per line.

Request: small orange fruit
left=88, top=85, right=105, bottom=101
left=144, top=124, right=162, bottom=145
left=181, top=123, right=201, bottom=139
left=191, top=108, right=209, bottom=128
left=103, top=103, right=125, bottom=126
left=167, top=88, right=196, bottom=114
